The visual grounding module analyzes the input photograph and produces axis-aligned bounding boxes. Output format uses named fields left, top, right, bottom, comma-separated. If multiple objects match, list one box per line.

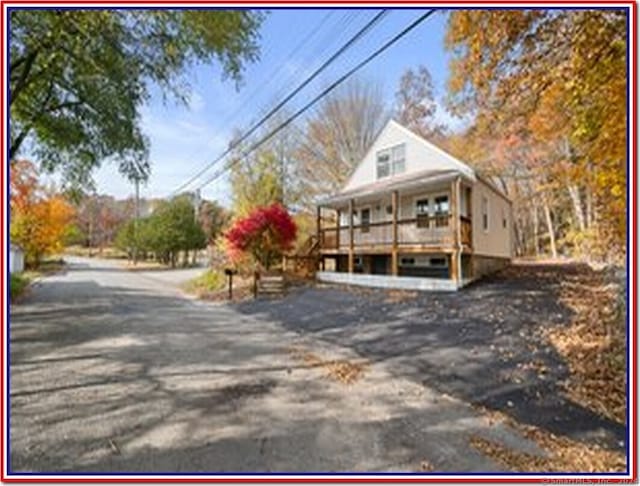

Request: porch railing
left=319, top=215, right=473, bottom=250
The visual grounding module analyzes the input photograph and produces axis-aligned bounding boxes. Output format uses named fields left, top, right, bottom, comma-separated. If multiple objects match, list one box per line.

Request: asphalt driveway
left=235, top=265, right=625, bottom=452
left=9, top=257, right=613, bottom=473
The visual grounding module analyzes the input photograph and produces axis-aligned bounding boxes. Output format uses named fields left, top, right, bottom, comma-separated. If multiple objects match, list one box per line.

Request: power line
left=227, top=10, right=337, bottom=124
left=159, top=11, right=339, bottom=189
left=193, top=9, right=437, bottom=192
left=169, top=9, right=389, bottom=197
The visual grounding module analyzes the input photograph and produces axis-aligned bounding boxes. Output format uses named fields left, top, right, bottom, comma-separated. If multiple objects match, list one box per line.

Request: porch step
left=258, top=275, right=286, bottom=296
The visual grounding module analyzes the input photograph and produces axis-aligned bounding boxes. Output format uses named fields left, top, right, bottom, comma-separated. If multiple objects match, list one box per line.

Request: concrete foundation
left=317, top=271, right=458, bottom=292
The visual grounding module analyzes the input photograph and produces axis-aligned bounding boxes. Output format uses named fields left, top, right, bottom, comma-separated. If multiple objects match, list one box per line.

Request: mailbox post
left=224, top=268, right=237, bottom=300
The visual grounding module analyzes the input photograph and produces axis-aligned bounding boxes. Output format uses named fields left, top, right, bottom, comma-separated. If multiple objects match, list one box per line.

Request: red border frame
left=0, top=1, right=636, bottom=482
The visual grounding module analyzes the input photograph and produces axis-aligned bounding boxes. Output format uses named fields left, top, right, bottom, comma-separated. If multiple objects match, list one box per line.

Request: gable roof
left=341, top=119, right=476, bottom=193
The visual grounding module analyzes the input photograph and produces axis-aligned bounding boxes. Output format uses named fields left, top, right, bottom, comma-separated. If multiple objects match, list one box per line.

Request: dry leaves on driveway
left=288, top=347, right=368, bottom=385
left=471, top=407, right=625, bottom=473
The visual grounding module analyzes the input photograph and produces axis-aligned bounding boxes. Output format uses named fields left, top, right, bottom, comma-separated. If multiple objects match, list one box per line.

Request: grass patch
left=184, top=270, right=225, bottom=296
left=37, top=258, right=66, bottom=275
left=10, top=273, right=31, bottom=301
left=10, top=258, right=67, bottom=302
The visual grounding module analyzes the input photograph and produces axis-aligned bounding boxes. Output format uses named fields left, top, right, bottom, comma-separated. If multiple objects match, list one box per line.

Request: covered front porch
left=316, top=169, right=473, bottom=286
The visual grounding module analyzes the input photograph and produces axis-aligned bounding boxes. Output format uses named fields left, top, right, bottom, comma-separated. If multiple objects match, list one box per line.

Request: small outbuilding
left=10, top=243, right=25, bottom=274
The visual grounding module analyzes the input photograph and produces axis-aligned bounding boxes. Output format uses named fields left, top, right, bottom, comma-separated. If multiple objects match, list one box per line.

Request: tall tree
left=445, top=9, right=627, bottom=260
left=295, top=78, right=389, bottom=204
left=10, top=160, right=75, bottom=266
left=198, top=200, right=230, bottom=244
left=231, top=149, right=285, bottom=217
left=394, top=66, right=447, bottom=143
left=10, top=10, right=264, bottom=187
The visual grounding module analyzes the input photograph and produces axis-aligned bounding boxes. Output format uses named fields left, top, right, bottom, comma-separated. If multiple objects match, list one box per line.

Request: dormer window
left=376, top=143, right=405, bottom=179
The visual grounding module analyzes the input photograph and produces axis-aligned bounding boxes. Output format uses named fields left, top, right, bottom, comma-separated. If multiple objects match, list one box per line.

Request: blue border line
left=7, top=6, right=11, bottom=479
left=5, top=4, right=634, bottom=478
left=624, top=3, right=631, bottom=478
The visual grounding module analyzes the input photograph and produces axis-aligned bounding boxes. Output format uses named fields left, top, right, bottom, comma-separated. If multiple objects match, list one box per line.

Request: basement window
left=400, top=257, right=415, bottom=266
left=429, top=257, right=447, bottom=267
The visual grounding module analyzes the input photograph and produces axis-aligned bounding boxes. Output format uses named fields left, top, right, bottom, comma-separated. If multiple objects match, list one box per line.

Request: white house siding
left=10, top=246, right=25, bottom=274
left=472, top=179, right=512, bottom=258
left=333, top=187, right=455, bottom=248
left=342, top=120, right=475, bottom=192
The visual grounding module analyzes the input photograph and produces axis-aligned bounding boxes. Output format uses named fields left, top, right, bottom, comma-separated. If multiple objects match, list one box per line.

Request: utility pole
left=193, top=188, right=201, bottom=266
left=194, top=188, right=201, bottom=219
left=133, top=176, right=140, bottom=265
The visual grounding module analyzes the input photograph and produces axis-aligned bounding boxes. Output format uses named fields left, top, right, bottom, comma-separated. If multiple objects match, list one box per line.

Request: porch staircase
left=284, top=235, right=320, bottom=279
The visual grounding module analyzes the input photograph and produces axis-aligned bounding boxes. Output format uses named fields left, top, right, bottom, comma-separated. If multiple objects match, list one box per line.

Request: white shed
left=10, top=244, right=24, bottom=274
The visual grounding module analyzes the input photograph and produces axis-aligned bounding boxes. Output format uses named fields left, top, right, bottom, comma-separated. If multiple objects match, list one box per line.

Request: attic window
left=376, top=143, right=405, bottom=179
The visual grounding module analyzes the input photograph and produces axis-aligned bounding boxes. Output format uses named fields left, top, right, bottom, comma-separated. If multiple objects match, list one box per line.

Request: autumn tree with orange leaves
left=445, top=9, right=627, bottom=261
left=10, top=160, right=75, bottom=268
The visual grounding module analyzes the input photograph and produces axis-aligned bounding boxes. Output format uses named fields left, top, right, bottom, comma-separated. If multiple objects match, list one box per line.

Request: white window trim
left=412, top=191, right=450, bottom=218
left=376, top=149, right=392, bottom=179
left=376, top=143, right=406, bottom=180
left=358, top=205, right=372, bottom=228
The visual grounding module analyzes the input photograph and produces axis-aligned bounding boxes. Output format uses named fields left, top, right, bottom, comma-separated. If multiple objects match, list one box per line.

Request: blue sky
left=93, top=8, right=457, bottom=205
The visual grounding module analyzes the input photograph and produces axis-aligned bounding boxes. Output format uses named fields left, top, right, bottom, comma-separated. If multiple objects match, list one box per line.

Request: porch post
left=450, top=177, right=460, bottom=284
left=348, top=198, right=355, bottom=273
left=456, top=177, right=463, bottom=284
left=391, top=190, right=399, bottom=276
left=316, top=205, right=324, bottom=271
left=316, top=205, right=322, bottom=246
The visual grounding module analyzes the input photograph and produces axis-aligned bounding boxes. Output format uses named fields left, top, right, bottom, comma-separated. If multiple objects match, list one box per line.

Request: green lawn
left=10, top=258, right=66, bottom=302
left=183, top=270, right=225, bottom=296
left=10, top=273, right=32, bottom=301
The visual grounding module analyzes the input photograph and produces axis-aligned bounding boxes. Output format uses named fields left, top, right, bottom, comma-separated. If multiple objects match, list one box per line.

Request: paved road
left=10, top=257, right=543, bottom=473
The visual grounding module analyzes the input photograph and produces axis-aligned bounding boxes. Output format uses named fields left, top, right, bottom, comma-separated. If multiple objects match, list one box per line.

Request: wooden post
left=316, top=205, right=322, bottom=248
left=253, top=270, right=259, bottom=298
left=391, top=190, right=399, bottom=276
left=348, top=199, right=355, bottom=273
left=450, top=250, right=459, bottom=281
left=450, top=177, right=460, bottom=285
left=336, top=209, right=341, bottom=249
left=451, top=178, right=459, bottom=248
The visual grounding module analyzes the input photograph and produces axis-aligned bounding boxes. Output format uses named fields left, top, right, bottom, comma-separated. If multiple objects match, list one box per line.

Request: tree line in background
left=9, top=9, right=628, bottom=267
left=113, top=196, right=229, bottom=267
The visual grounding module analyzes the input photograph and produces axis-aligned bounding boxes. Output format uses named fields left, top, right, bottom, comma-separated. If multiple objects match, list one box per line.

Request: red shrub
left=225, top=203, right=297, bottom=270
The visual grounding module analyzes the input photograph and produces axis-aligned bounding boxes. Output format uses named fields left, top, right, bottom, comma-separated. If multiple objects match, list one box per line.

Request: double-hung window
left=434, top=195, right=450, bottom=227
left=416, top=198, right=430, bottom=228
left=376, top=144, right=406, bottom=179
left=376, top=151, right=391, bottom=179
left=360, top=208, right=371, bottom=233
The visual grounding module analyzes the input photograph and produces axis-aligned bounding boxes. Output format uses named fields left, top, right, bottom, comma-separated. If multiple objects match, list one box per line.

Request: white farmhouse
left=316, top=119, right=512, bottom=291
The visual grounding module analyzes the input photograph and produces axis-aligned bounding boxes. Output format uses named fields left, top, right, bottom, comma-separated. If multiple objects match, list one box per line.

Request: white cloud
left=188, top=91, right=206, bottom=113
left=93, top=107, right=233, bottom=199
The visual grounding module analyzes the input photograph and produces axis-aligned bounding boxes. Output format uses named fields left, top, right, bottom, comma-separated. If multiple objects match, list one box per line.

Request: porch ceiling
left=319, top=169, right=471, bottom=208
